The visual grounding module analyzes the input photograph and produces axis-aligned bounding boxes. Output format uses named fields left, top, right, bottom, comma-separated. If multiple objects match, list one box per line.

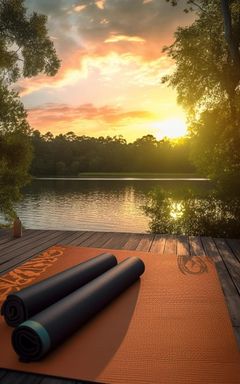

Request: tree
left=167, top=0, right=240, bottom=72
left=29, top=131, right=195, bottom=175
left=164, top=0, right=240, bottom=183
left=0, top=0, right=60, bottom=82
left=220, top=0, right=240, bottom=68
left=0, top=0, right=60, bottom=221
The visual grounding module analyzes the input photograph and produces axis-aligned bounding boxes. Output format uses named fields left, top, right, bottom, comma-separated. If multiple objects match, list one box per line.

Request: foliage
left=0, top=0, right=60, bottom=221
left=144, top=187, right=240, bottom=237
left=190, top=104, right=240, bottom=183
left=30, top=131, right=196, bottom=175
left=164, top=0, right=240, bottom=184
left=0, top=0, right=60, bottom=83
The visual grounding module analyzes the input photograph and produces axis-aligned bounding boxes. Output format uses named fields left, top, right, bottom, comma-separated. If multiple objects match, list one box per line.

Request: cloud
left=96, top=0, right=105, bottom=9
left=21, top=0, right=192, bottom=109
left=27, top=102, right=154, bottom=133
left=74, top=0, right=192, bottom=50
left=25, top=0, right=192, bottom=62
left=19, top=50, right=173, bottom=98
left=74, top=5, right=87, bottom=12
left=104, top=34, right=145, bottom=43
left=16, top=0, right=191, bottom=142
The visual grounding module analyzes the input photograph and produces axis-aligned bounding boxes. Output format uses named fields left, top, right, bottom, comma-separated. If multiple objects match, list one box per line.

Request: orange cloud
left=104, top=35, right=145, bottom=43
left=74, top=5, right=86, bottom=12
left=27, top=103, right=154, bottom=132
left=19, top=50, right=173, bottom=97
left=20, top=0, right=190, bottom=140
left=18, top=1, right=193, bottom=97
left=96, top=0, right=105, bottom=10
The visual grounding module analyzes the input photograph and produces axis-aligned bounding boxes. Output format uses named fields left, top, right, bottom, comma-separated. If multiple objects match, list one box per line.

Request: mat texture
left=0, top=245, right=240, bottom=384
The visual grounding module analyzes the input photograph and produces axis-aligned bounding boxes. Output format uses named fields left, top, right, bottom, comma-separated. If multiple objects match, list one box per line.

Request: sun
left=151, top=118, right=188, bottom=140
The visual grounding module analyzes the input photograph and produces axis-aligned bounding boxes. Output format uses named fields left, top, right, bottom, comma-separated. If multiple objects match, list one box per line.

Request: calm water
left=11, top=178, right=213, bottom=233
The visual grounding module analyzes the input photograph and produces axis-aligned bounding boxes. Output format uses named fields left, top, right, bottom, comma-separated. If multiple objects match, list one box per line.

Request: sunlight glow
left=169, top=201, right=185, bottom=220
left=152, top=118, right=188, bottom=140
left=74, top=5, right=86, bottom=12
left=96, top=0, right=105, bottom=9
left=105, top=35, right=145, bottom=43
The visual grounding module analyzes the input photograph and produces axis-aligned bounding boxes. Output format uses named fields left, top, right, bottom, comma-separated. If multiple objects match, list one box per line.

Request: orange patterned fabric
left=0, top=246, right=240, bottom=384
left=0, top=246, right=66, bottom=305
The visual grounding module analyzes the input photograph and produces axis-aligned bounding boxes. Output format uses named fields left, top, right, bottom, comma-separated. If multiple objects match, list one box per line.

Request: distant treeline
left=30, top=130, right=196, bottom=175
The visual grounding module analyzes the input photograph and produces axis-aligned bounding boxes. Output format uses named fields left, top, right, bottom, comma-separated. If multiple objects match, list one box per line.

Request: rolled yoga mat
left=1, top=252, right=117, bottom=327
left=12, top=256, right=145, bottom=361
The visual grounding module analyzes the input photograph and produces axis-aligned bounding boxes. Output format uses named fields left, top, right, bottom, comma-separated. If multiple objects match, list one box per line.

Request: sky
left=21, top=0, right=193, bottom=142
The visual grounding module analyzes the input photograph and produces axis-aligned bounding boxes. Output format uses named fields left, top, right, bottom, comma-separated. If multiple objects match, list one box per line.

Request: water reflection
left=8, top=179, right=153, bottom=233
left=169, top=201, right=184, bottom=220
left=144, top=188, right=240, bottom=237
left=1, top=178, right=237, bottom=236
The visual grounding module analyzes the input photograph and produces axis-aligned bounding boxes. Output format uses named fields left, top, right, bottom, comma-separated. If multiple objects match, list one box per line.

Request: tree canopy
left=0, top=0, right=60, bottom=220
left=30, top=131, right=195, bottom=176
left=0, top=0, right=60, bottom=83
left=164, top=0, right=240, bottom=183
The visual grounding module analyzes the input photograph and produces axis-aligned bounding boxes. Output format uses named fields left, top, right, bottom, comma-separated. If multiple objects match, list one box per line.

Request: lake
left=2, top=177, right=239, bottom=236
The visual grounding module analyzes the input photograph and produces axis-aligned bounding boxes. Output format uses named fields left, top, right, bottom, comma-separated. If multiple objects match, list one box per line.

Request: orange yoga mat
left=0, top=246, right=240, bottom=384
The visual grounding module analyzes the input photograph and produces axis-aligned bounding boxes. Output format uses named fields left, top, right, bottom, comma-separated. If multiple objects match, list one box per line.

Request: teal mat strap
left=21, top=320, right=51, bottom=355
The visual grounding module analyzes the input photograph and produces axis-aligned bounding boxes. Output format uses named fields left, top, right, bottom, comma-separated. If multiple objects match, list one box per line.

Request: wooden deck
left=0, top=229, right=240, bottom=384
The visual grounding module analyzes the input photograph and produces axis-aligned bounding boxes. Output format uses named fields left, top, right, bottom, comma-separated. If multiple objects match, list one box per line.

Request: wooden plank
left=63, top=231, right=95, bottom=246
left=41, top=377, right=83, bottom=384
left=202, top=237, right=240, bottom=327
left=0, top=230, right=78, bottom=258
left=189, top=236, right=205, bottom=256
left=59, top=231, right=85, bottom=245
left=0, top=230, right=49, bottom=255
left=214, top=238, right=240, bottom=296
left=63, top=231, right=116, bottom=248
left=149, top=235, right=166, bottom=253
left=0, top=370, right=7, bottom=380
left=0, top=371, right=42, bottom=384
left=0, top=231, right=86, bottom=275
left=41, top=377, right=84, bottom=384
left=233, top=327, right=240, bottom=350
left=225, top=295, right=240, bottom=327
left=0, top=370, right=84, bottom=384
left=0, top=231, right=68, bottom=265
left=227, top=239, right=240, bottom=263
left=122, top=233, right=143, bottom=250
left=202, top=237, right=237, bottom=296
left=0, top=229, right=11, bottom=242
left=176, top=236, right=190, bottom=256
left=136, top=234, right=154, bottom=252
left=0, top=235, right=12, bottom=247
left=78, top=231, right=109, bottom=247
left=201, top=237, right=220, bottom=261
left=0, top=229, right=34, bottom=248
left=87, top=232, right=115, bottom=248
left=103, top=232, right=131, bottom=249
left=0, top=229, right=54, bottom=252
left=164, top=235, right=177, bottom=255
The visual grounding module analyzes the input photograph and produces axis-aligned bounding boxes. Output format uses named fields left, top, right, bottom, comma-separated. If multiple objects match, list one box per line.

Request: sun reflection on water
left=169, top=201, right=184, bottom=220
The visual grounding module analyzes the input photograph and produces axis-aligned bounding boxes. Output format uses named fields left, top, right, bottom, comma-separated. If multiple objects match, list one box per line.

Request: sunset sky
left=21, top=0, right=193, bottom=141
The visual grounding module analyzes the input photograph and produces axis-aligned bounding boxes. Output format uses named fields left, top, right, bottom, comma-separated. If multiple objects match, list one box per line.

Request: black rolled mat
left=1, top=252, right=117, bottom=327
left=12, top=256, right=145, bottom=361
